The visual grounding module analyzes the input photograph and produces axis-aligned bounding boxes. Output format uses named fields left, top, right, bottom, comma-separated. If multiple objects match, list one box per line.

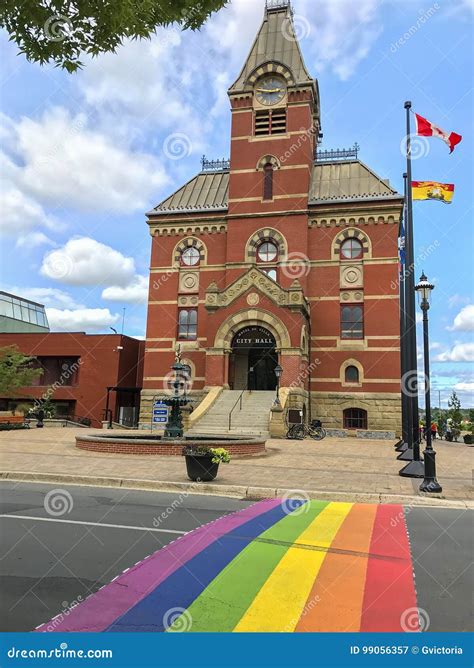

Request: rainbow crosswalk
left=35, top=499, right=419, bottom=633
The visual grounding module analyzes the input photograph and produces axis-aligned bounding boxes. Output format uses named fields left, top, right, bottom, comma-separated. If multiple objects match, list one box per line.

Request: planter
left=463, top=435, right=473, bottom=445
left=184, top=454, right=219, bottom=482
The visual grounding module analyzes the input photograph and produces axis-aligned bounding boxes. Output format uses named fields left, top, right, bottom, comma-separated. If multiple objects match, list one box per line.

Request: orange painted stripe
left=295, top=503, right=377, bottom=632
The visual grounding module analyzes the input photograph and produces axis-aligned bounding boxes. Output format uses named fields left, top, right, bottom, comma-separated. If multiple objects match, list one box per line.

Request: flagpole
left=399, top=101, right=424, bottom=477
left=396, top=173, right=410, bottom=452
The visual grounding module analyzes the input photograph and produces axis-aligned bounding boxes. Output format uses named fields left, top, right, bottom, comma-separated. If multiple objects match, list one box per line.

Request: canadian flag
left=414, top=113, right=462, bottom=153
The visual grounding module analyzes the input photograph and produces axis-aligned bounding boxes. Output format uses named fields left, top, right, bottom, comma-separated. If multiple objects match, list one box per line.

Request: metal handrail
left=228, top=387, right=248, bottom=430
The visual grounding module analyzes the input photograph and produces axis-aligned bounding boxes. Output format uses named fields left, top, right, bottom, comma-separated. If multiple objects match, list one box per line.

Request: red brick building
left=0, top=332, right=144, bottom=427
left=140, top=2, right=403, bottom=436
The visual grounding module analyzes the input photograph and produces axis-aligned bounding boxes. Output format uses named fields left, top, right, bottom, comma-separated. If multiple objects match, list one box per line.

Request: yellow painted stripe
left=233, top=502, right=353, bottom=632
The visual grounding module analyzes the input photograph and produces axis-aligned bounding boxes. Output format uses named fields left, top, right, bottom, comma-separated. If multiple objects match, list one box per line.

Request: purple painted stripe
left=35, top=499, right=281, bottom=633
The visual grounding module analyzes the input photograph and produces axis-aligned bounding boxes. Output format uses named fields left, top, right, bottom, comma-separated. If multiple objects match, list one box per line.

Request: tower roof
left=228, top=1, right=313, bottom=94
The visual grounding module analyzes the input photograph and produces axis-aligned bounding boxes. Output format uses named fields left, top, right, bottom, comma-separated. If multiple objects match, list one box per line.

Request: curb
left=1, top=471, right=472, bottom=509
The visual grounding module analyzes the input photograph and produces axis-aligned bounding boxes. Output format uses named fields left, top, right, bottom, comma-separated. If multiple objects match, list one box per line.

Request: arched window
left=178, top=309, right=197, bottom=340
left=340, top=238, right=363, bottom=260
left=181, top=247, right=200, bottom=266
left=340, top=305, right=364, bottom=339
left=343, top=408, right=367, bottom=429
left=263, top=163, right=274, bottom=200
left=345, top=365, right=359, bottom=383
left=256, top=240, right=278, bottom=282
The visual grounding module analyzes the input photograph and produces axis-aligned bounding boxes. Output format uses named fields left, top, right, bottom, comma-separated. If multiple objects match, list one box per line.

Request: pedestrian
left=446, top=420, right=452, bottom=442
left=431, top=422, right=437, bottom=440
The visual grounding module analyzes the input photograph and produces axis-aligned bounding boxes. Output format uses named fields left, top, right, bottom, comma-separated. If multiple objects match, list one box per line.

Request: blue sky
left=0, top=0, right=472, bottom=407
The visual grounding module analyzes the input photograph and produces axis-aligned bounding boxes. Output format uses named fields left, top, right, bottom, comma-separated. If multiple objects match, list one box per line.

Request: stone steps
left=187, top=390, right=275, bottom=437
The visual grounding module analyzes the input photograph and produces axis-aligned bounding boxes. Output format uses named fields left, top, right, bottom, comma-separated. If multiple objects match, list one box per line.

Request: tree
left=0, top=0, right=228, bottom=72
left=447, top=390, right=462, bottom=442
left=0, top=346, right=42, bottom=396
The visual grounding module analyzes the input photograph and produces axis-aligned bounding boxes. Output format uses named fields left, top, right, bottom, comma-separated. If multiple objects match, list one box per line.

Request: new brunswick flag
left=412, top=181, right=454, bottom=204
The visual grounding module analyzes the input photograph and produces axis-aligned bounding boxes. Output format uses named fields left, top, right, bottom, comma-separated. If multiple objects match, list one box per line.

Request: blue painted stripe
left=106, top=500, right=306, bottom=632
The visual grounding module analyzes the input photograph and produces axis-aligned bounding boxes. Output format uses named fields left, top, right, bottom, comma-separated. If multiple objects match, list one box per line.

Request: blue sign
left=152, top=401, right=168, bottom=424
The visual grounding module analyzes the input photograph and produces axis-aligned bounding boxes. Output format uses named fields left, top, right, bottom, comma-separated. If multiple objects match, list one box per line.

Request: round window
left=340, top=238, right=363, bottom=260
left=181, top=247, right=200, bottom=266
left=257, top=241, right=278, bottom=263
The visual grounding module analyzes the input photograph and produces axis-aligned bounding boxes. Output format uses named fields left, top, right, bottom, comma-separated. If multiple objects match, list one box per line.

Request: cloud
left=3, top=107, right=169, bottom=214
left=299, top=0, right=383, bottom=80
left=41, top=237, right=136, bottom=287
left=0, top=185, right=57, bottom=237
left=454, top=382, right=474, bottom=393
left=77, top=32, right=209, bottom=147
left=101, top=276, right=149, bottom=304
left=46, top=307, right=120, bottom=332
left=449, top=304, right=474, bottom=332
left=3, top=286, right=80, bottom=310
left=435, top=343, right=474, bottom=362
left=448, top=294, right=470, bottom=309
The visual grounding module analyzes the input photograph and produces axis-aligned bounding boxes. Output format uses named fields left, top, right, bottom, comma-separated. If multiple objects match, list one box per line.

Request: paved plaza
left=0, top=428, right=471, bottom=504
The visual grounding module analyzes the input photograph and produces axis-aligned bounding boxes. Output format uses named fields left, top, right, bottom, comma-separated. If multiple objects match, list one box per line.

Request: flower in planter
left=182, top=445, right=230, bottom=464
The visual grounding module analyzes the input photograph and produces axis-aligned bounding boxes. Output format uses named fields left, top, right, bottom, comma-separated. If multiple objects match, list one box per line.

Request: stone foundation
left=311, top=391, right=401, bottom=436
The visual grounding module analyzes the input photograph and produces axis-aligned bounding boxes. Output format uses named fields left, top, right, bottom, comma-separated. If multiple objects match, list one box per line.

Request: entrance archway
left=229, top=326, right=277, bottom=391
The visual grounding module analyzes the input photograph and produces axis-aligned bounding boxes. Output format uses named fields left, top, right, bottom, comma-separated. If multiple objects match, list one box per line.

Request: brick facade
left=140, top=4, right=403, bottom=435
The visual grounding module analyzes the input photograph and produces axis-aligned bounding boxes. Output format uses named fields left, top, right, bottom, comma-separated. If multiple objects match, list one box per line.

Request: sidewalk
left=0, top=428, right=472, bottom=506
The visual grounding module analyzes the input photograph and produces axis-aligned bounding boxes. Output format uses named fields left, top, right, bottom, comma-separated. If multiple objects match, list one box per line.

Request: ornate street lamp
left=274, top=364, right=283, bottom=406
left=415, top=272, right=442, bottom=493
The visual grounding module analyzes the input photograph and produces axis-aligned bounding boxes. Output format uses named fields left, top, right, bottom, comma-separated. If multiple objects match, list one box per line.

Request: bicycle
left=286, top=419, right=326, bottom=441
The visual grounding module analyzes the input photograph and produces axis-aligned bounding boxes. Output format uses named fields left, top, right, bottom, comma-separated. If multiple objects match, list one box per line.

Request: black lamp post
left=163, top=348, right=189, bottom=438
left=274, top=364, right=283, bottom=406
left=415, top=272, right=442, bottom=493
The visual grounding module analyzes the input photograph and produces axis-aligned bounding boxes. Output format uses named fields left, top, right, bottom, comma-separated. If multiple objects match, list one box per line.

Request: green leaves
left=0, top=345, right=42, bottom=396
left=0, top=0, right=228, bottom=71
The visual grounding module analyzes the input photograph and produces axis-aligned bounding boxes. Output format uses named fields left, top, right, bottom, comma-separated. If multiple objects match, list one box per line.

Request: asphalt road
left=0, top=482, right=251, bottom=632
left=0, top=482, right=472, bottom=632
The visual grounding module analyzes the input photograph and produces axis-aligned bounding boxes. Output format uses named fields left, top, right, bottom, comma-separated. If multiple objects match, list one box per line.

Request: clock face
left=255, top=76, right=286, bottom=106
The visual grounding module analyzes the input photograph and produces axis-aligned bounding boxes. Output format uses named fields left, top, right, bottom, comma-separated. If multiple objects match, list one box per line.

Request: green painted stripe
left=180, top=500, right=329, bottom=632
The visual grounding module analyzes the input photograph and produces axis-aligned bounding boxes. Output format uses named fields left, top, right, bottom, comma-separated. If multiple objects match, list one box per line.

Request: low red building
left=0, top=332, right=144, bottom=427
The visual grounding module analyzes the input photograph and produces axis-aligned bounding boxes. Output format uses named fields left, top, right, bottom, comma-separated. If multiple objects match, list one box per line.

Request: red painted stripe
left=360, top=505, right=418, bottom=632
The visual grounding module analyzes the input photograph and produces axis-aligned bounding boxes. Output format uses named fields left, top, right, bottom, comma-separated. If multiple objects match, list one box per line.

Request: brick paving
left=0, top=427, right=472, bottom=502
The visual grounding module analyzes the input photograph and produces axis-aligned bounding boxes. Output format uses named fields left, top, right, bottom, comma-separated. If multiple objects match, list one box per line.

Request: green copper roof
left=148, top=160, right=400, bottom=216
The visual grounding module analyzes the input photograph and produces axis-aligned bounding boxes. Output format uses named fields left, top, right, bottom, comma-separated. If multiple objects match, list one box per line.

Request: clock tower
left=227, top=1, right=320, bottom=218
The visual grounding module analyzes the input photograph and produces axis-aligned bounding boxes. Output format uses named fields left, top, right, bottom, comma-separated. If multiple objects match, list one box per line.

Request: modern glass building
left=0, top=291, right=50, bottom=333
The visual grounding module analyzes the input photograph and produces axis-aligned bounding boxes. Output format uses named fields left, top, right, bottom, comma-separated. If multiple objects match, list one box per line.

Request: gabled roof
left=148, top=160, right=400, bottom=216
left=228, top=3, right=313, bottom=93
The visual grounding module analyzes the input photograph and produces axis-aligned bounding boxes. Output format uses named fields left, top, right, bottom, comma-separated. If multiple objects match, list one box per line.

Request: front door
left=230, top=326, right=277, bottom=390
